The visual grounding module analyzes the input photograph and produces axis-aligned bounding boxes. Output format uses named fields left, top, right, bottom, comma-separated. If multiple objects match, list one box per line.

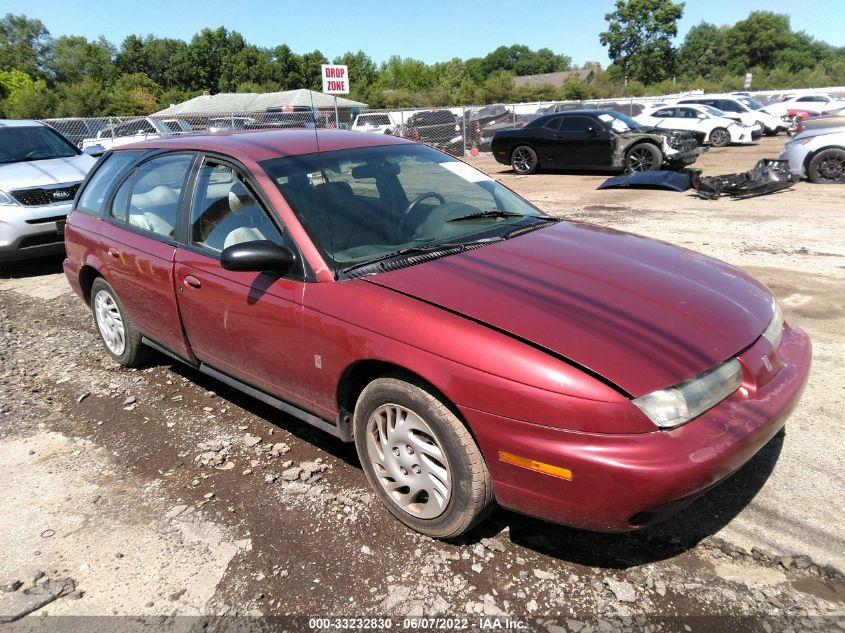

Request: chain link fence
left=36, top=95, right=767, bottom=158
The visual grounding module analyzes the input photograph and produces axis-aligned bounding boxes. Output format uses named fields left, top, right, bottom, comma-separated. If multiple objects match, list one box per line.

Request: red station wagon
left=63, top=130, right=811, bottom=538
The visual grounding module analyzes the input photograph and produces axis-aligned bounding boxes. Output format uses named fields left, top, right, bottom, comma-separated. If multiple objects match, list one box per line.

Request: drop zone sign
left=321, top=64, right=349, bottom=94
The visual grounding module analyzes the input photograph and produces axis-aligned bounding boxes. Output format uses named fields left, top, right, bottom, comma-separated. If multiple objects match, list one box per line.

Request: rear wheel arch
left=803, top=144, right=845, bottom=173
left=78, top=265, right=102, bottom=304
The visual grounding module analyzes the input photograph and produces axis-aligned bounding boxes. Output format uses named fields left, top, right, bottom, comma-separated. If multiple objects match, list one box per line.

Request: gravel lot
left=0, top=136, right=843, bottom=631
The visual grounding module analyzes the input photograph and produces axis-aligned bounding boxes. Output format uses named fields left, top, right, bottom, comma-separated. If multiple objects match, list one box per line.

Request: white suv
left=352, top=113, right=396, bottom=134
left=0, top=120, right=97, bottom=261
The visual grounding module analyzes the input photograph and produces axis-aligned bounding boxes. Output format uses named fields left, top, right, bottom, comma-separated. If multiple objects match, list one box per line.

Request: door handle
left=183, top=275, right=202, bottom=289
left=107, top=247, right=120, bottom=259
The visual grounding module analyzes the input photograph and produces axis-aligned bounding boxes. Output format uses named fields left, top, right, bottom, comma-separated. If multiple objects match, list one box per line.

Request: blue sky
left=6, top=0, right=845, bottom=67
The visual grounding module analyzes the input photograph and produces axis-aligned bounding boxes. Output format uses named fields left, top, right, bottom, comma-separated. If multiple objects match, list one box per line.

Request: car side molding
left=198, top=363, right=353, bottom=442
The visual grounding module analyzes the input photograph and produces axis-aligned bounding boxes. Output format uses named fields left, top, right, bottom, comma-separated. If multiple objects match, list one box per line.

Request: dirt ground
left=0, top=136, right=843, bottom=631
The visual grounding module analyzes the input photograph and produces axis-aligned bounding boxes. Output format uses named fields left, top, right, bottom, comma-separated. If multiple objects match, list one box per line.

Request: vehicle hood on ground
left=0, top=155, right=96, bottom=189
left=598, top=170, right=690, bottom=192
left=365, top=222, right=773, bottom=397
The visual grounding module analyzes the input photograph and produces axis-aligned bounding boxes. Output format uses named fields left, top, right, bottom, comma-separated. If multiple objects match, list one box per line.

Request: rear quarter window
left=76, top=151, right=143, bottom=216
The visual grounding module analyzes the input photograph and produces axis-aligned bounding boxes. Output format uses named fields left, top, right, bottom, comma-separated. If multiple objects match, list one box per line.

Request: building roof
left=154, top=89, right=368, bottom=116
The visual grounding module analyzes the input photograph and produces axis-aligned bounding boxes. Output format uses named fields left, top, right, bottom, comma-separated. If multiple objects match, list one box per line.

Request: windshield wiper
left=341, top=242, right=472, bottom=275
left=446, top=209, right=524, bottom=222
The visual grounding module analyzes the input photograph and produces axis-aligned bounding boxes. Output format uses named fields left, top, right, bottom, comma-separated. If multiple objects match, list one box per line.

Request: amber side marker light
left=498, top=451, right=573, bottom=481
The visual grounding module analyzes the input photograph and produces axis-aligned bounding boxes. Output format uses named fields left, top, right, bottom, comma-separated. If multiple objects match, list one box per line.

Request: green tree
left=333, top=50, right=377, bottom=102
left=55, top=77, right=108, bottom=116
left=183, top=27, right=245, bottom=92
left=0, top=67, right=54, bottom=117
left=0, top=13, right=52, bottom=78
left=724, top=12, right=793, bottom=73
left=676, top=22, right=728, bottom=79
left=50, top=35, right=114, bottom=83
left=219, top=44, right=275, bottom=92
left=270, top=44, right=304, bottom=90
left=107, top=73, right=161, bottom=115
left=301, top=50, right=328, bottom=91
left=599, top=0, right=685, bottom=83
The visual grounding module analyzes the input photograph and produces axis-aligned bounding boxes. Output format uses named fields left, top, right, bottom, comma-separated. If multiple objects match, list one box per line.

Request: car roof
left=113, top=129, right=414, bottom=162
left=0, top=119, right=47, bottom=128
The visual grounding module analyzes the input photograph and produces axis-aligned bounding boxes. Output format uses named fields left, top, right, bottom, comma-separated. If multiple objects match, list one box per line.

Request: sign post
left=321, top=64, right=349, bottom=128
left=744, top=72, right=753, bottom=90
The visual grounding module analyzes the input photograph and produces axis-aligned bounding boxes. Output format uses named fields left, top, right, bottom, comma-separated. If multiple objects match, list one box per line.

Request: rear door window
left=76, top=151, right=143, bottom=216
left=110, top=153, right=194, bottom=239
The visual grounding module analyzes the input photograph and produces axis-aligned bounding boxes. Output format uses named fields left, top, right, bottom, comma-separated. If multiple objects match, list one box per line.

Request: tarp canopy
left=155, top=89, right=367, bottom=116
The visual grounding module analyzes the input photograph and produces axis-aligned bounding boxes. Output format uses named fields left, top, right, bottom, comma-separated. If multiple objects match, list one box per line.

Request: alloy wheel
left=627, top=146, right=657, bottom=171
left=710, top=128, right=730, bottom=147
left=512, top=147, right=536, bottom=174
left=817, top=151, right=845, bottom=182
left=94, top=290, right=126, bottom=355
left=365, top=403, right=452, bottom=519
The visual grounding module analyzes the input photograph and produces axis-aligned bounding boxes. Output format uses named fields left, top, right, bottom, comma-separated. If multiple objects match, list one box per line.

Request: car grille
left=9, top=183, right=81, bottom=206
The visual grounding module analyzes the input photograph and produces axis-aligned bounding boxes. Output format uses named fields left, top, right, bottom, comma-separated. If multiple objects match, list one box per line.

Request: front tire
left=511, top=145, right=539, bottom=175
left=625, top=143, right=662, bottom=172
left=90, top=278, right=151, bottom=367
left=353, top=375, right=495, bottom=538
left=708, top=127, right=731, bottom=147
left=807, top=148, right=845, bottom=184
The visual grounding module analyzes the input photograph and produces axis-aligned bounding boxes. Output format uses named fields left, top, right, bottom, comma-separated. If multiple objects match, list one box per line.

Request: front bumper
left=464, top=323, right=811, bottom=532
left=0, top=202, right=71, bottom=262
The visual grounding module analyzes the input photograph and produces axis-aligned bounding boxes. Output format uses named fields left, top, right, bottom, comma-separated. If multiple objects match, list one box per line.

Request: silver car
left=0, top=120, right=96, bottom=262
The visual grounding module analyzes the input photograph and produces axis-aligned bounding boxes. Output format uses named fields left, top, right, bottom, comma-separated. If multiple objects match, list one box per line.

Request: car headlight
left=0, top=190, right=18, bottom=206
left=761, top=301, right=784, bottom=348
left=633, top=358, right=743, bottom=429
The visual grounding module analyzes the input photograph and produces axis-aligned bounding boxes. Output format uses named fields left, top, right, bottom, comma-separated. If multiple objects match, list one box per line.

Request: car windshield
left=261, top=144, right=551, bottom=275
left=738, top=97, right=765, bottom=110
left=0, top=126, right=79, bottom=164
left=596, top=111, right=644, bottom=133
left=700, top=105, right=727, bottom=117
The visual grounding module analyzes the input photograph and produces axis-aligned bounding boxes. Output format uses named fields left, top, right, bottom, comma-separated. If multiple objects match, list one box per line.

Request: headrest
left=229, top=180, right=256, bottom=213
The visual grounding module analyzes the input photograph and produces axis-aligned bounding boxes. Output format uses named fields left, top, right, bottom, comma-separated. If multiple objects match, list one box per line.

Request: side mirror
left=83, top=145, right=106, bottom=157
left=220, top=240, right=295, bottom=275
left=587, top=126, right=600, bottom=136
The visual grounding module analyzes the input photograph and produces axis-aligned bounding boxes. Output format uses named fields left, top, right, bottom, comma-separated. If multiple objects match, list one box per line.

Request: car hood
left=792, top=126, right=845, bottom=142
left=0, top=154, right=96, bottom=189
left=366, top=222, right=773, bottom=397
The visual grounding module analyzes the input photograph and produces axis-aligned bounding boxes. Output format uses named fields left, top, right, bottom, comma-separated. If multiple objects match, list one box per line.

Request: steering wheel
left=400, top=192, right=446, bottom=236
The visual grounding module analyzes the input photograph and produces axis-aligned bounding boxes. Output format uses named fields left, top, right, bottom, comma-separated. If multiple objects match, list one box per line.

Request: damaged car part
left=598, top=170, right=691, bottom=192
left=691, top=159, right=799, bottom=199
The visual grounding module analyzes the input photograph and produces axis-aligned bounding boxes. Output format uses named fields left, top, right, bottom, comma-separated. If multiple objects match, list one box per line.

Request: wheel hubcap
left=629, top=148, right=655, bottom=171
left=365, top=403, right=451, bottom=519
left=713, top=130, right=728, bottom=145
left=818, top=153, right=845, bottom=181
left=512, top=148, right=534, bottom=173
left=94, top=290, right=126, bottom=355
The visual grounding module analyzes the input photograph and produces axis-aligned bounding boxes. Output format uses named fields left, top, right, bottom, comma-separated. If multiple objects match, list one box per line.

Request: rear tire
left=90, top=278, right=151, bottom=367
left=764, top=128, right=779, bottom=137
left=807, top=148, right=845, bottom=184
left=511, top=145, right=539, bottom=175
left=625, top=143, right=662, bottom=172
left=353, top=375, right=495, bottom=539
left=708, top=127, right=731, bottom=147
